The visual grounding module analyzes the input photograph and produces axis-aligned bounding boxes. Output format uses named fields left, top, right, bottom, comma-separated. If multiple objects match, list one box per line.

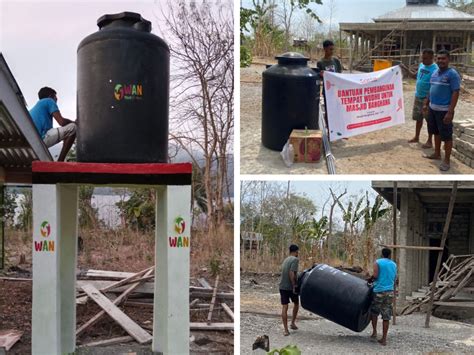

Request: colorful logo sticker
left=174, top=216, right=186, bottom=234
left=114, top=84, right=143, bottom=101
left=40, top=221, right=51, bottom=238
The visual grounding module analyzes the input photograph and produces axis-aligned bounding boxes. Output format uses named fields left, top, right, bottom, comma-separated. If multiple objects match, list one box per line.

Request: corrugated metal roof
left=375, top=5, right=474, bottom=22
left=0, top=53, right=52, bottom=183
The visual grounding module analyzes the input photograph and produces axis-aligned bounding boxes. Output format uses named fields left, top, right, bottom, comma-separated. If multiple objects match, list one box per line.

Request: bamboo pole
left=425, top=182, right=458, bottom=328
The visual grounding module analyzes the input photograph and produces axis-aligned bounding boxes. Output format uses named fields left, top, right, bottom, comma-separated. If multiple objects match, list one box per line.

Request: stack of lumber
left=453, top=120, right=474, bottom=169
left=402, top=254, right=474, bottom=315
left=77, top=267, right=234, bottom=348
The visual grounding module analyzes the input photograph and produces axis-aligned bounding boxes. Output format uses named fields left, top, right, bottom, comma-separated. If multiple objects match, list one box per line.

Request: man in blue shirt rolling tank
left=29, top=87, right=76, bottom=161
left=369, top=248, right=397, bottom=346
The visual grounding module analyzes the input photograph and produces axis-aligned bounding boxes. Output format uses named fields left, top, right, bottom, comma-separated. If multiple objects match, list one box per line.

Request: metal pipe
left=319, top=101, right=336, bottom=175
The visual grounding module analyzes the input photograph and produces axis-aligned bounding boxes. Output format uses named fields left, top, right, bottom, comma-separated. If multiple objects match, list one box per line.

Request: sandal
left=423, top=153, right=441, bottom=160
left=439, top=162, right=450, bottom=172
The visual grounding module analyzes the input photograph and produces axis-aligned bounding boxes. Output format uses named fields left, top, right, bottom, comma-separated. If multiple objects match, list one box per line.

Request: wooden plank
left=79, top=336, right=134, bottom=347
left=426, top=182, right=458, bottom=328
left=221, top=303, right=234, bottom=321
left=198, top=278, right=212, bottom=289
left=81, top=284, right=152, bottom=344
left=77, top=269, right=154, bottom=337
left=434, top=301, right=474, bottom=308
left=191, top=291, right=233, bottom=300
left=190, top=322, right=233, bottom=331
left=0, top=329, right=23, bottom=351
left=207, top=276, right=219, bottom=324
left=101, top=266, right=154, bottom=293
left=85, top=270, right=136, bottom=280
left=77, top=280, right=224, bottom=295
left=0, top=277, right=32, bottom=281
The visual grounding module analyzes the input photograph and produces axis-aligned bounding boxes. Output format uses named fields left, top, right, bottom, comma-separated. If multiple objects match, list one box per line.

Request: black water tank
left=262, top=52, right=320, bottom=151
left=298, top=264, right=373, bottom=332
left=77, top=12, right=169, bottom=163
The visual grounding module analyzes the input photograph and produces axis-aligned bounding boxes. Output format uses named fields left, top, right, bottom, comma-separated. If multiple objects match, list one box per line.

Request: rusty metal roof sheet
left=0, top=53, right=52, bottom=183
left=375, top=4, right=474, bottom=22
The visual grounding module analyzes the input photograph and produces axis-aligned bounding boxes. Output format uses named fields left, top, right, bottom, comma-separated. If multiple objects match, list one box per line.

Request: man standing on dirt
left=370, top=248, right=397, bottom=346
left=29, top=87, right=76, bottom=161
left=317, top=40, right=343, bottom=134
left=408, top=49, right=438, bottom=147
left=279, top=244, right=300, bottom=336
left=423, top=50, right=461, bottom=172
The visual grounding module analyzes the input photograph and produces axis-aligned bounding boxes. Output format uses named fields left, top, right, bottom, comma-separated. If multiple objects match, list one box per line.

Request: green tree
left=116, top=189, right=155, bottom=232
left=362, top=193, right=390, bottom=270
left=337, top=196, right=365, bottom=265
left=0, top=187, right=17, bottom=227
left=446, top=0, right=474, bottom=15
left=16, top=189, right=32, bottom=231
left=79, top=186, right=100, bottom=229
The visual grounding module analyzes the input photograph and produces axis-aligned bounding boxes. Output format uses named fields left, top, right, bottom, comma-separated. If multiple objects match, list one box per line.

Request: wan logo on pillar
left=169, top=216, right=189, bottom=248
left=35, top=220, right=55, bottom=252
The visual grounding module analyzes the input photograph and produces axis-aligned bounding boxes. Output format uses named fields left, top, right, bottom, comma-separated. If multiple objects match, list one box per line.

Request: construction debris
left=402, top=254, right=474, bottom=315
left=0, top=329, right=23, bottom=351
left=453, top=120, right=474, bottom=169
left=74, top=267, right=234, bottom=348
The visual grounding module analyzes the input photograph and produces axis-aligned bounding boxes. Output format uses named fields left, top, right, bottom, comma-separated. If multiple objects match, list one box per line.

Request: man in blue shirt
left=423, top=50, right=461, bottom=171
left=29, top=87, right=76, bottom=161
left=408, top=49, right=438, bottom=147
left=369, top=248, right=397, bottom=346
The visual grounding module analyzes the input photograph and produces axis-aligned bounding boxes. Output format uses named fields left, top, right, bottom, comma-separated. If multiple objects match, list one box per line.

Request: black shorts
left=280, top=289, right=299, bottom=305
left=427, top=108, right=453, bottom=142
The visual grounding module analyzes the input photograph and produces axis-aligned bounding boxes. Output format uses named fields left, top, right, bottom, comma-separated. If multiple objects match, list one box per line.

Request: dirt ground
left=240, top=63, right=474, bottom=175
left=240, top=272, right=474, bottom=354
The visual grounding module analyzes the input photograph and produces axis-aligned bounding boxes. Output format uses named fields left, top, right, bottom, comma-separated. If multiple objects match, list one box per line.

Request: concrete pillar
left=355, top=31, right=360, bottom=60
left=432, top=32, right=437, bottom=52
left=467, top=32, right=472, bottom=64
left=398, top=189, right=418, bottom=303
left=32, top=184, right=78, bottom=355
left=153, top=185, right=192, bottom=355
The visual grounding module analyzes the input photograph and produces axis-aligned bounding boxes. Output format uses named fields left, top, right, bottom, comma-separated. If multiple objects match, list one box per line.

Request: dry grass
left=3, top=224, right=234, bottom=283
left=241, top=246, right=367, bottom=274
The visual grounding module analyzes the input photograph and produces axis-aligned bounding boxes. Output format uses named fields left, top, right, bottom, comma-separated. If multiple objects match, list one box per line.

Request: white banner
left=324, top=66, right=405, bottom=141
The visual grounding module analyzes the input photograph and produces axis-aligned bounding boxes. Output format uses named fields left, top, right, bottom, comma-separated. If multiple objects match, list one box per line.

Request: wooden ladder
left=354, top=20, right=407, bottom=70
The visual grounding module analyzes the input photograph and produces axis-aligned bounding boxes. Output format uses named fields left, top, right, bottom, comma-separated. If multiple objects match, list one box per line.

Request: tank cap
left=276, top=52, right=309, bottom=64
left=97, top=12, right=152, bottom=32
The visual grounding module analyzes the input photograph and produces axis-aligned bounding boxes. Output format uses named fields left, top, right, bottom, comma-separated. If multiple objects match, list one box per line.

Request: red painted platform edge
left=32, top=161, right=193, bottom=175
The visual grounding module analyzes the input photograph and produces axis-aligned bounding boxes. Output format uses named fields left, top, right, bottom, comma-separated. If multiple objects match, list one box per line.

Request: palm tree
left=363, top=193, right=390, bottom=270
left=337, top=196, right=365, bottom=266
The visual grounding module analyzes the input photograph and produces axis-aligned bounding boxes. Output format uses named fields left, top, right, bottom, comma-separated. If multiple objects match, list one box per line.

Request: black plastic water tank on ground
left=77, top=12, right=169, bottom=163
left=298, top=264, right=373, bottom=332
left=261, top=52, right=320, bottom=151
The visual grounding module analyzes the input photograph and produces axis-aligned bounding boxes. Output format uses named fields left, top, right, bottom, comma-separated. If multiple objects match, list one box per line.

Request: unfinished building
left=373, top=181, right=474, bottom=306
left=340, top=0, right=474, bottom=72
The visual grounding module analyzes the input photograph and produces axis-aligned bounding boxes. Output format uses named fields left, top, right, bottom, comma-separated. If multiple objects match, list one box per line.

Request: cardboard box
left=289, top=129, right=322, bottom=163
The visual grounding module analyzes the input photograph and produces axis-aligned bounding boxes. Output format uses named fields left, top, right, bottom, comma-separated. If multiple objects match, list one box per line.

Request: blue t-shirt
left=429, top=68, right=461, bottom=111
left=415, top=63, right=438, bottom=99
left=29, top=98, right=59, bottom=139
left=373, top=258, right=397, bottom=293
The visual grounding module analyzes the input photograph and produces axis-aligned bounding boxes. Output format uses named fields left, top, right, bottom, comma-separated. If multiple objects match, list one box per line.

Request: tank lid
left=97, top=12, right=152, bottom=32
left=276, top=52, right=309, bottom=64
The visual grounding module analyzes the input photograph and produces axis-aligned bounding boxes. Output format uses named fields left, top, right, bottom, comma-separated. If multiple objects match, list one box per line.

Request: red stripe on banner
left=347, top=116, right=392, bottom=130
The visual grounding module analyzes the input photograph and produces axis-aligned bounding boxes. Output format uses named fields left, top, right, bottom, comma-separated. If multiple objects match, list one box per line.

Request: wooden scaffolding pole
left=425, top=182, right=458, bottom=328
left=392, top=182, right=397, bottom=325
